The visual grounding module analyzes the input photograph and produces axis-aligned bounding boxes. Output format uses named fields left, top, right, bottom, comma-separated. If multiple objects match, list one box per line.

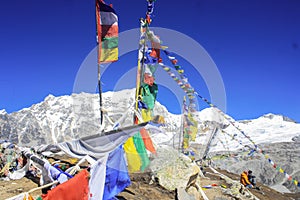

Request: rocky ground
left=1, top=167, right=300, bottom=200
left=203, top=168, right=300, bottom=200
left=1, top=144, right=299, bottom=199
left=210, top=140, right=300, bottom=194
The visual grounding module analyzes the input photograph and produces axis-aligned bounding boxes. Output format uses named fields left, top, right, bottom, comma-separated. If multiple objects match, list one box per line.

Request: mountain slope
left=0, top=89, right=299, bottom=193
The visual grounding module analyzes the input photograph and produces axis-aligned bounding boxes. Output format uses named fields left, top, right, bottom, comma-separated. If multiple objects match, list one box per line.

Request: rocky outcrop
left=149, top=145, right=200, bottom=191
left=211, top=141, right=300, bottom=193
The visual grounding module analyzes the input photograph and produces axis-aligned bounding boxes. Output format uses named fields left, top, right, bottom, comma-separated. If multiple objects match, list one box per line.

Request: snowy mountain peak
left=0, top=90, right=299, bottom=194
left=0, top=89, right=299, bottom=149
left=43, top=94, right=58, bottom=104
left=261, top=113, right=296, bottom=123
left=195, top=107, right=231, bottom=125
left=0, top=109, right=7, bottom=115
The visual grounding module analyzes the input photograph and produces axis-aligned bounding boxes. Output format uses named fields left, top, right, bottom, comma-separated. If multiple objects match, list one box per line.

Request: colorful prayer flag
left=96, top=0, right=118, bottom=63
left=124, top=137, right=142, bottom=173
left=140, top=128, right=156, bottom=154
left=103, top=146, right=131, bottom=199
left=42, top=169, right=89, bottom=200
left=133, top=133, right=150, bottom=172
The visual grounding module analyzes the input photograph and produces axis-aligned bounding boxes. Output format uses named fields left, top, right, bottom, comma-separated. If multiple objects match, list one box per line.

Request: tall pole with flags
left=95, top=0, right=119, bottom=128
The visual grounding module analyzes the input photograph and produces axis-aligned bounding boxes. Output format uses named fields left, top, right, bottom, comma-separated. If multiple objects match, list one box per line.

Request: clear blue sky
left=1, top=0, right=300, bottom=122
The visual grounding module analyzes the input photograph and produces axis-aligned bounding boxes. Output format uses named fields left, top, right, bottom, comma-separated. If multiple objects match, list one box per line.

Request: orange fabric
left=150, top=48, right=160, bottom=59
left=146, top=14, right=151, bottom=24
left=150, top=41, right=161, bottom=61
left=144, top=73, right=154, bottom=86
left=140, top=128, right=156, bottom=154
left=101, top=25, right=118, bottom=38
left=240, top=171, right=251, bottom=186
left=22, top=193, right=34, bottom=200
left=42, top=169, right=89, bottom=200
left=134, top=116, right=139, bottom=124
left=171, top=59, right=178, bottom=65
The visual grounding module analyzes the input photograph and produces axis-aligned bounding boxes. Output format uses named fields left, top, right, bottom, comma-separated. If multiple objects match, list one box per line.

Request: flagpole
left=96, top=0, right=104, bottom=129
left=134, top=18, right=146, bottom=124
left=134, top=0, right=156, bottom=124
left=179, top=96, right=185, bottom=153
left=98, top=63, right=103, bottom=126
left=178, top=98, right=182, bottom=152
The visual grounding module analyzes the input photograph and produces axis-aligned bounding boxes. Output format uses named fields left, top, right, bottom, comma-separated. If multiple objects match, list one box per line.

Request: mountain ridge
left=0, top=88, right=299, bottom=146
left=0, top=89, right=299, bottom=194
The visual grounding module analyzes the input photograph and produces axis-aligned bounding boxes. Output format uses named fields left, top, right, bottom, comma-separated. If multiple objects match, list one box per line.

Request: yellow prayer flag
left=124, top=137, right=141, bottom=173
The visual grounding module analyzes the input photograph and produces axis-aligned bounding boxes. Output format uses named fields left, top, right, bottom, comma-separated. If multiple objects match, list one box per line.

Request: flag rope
left=157, top=46, right=300, bottom=187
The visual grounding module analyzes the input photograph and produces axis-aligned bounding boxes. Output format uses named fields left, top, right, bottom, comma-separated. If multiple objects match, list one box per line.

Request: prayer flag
left=140, top=128, right=156, bottom=154
left=96, top=0, right=118, bottom=63
left=103, top=146, right=131, bottom=199
left=124, top=137, right=142, bottom=173
left=42, top=169, right=89, bottom=200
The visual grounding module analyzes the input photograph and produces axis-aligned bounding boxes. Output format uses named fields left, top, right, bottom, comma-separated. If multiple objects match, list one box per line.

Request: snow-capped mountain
left=1, top=88, right=300, bottom=193
left=199, top=109, right=300, bottom=152
left=0, top=88, right=299, bottom=148
left=0, top=89, right=135, bottom=146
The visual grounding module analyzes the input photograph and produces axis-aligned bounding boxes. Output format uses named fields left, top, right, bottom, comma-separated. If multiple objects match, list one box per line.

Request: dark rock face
left=262, top=113, right=297, bottom=123
left=292, top=135, right=300, bottom=142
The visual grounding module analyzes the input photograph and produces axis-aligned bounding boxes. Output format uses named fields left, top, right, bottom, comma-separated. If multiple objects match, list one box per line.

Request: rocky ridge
left=0, top=89, right=299, bottom=194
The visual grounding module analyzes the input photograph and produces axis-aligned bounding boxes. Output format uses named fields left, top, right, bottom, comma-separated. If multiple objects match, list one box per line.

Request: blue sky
left=1, top=0, right=300, bottom=122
